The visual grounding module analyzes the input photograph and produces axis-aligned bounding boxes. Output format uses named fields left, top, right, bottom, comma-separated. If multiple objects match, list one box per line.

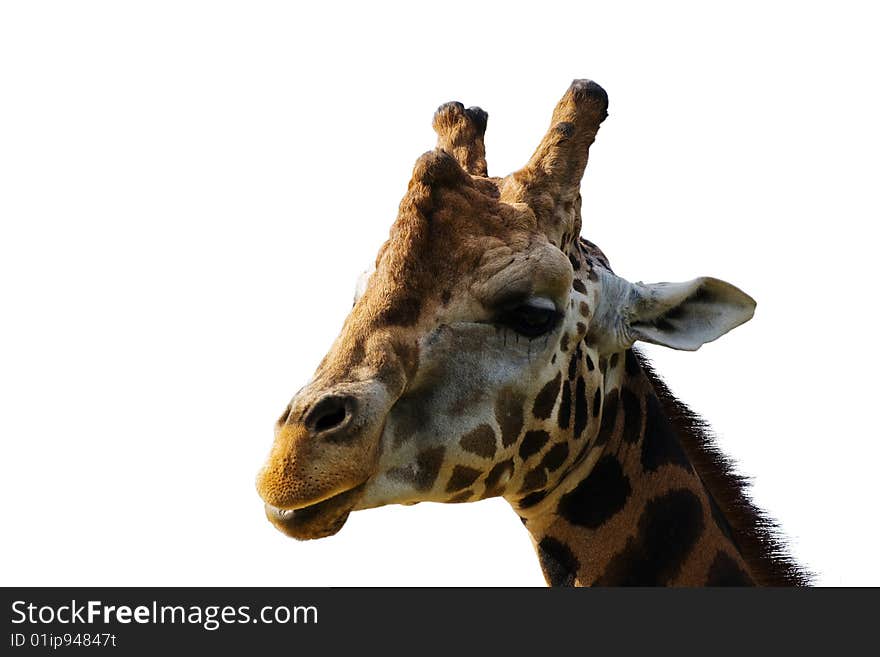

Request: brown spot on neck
left=495, top=389, right=525, bottom=447
left=459, top=424, right=497, bottom=459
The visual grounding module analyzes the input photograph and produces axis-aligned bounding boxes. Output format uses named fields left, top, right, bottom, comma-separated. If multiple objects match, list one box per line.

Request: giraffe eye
left=496, top=300, right=561, bottom=338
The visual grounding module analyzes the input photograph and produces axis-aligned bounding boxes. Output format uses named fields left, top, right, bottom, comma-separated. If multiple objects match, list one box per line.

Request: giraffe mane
left=635, top=349, right=812, bottom=586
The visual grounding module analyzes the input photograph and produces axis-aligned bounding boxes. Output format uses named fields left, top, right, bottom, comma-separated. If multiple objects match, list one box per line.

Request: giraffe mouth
left=263, top=484, right=366, bottom=540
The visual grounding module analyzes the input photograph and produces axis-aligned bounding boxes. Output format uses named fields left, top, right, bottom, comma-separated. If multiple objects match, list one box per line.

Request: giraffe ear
left=621, top=277, right=756, bottom=351
left=353, top=265, right=374, bottom=306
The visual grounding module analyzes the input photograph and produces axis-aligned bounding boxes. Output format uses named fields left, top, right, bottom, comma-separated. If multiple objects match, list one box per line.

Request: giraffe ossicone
left=256, top=80, right=808, bottom=586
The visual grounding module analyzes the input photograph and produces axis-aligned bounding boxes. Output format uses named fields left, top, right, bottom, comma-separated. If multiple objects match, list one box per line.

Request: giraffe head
left=256, top=80, right=755, bottom=540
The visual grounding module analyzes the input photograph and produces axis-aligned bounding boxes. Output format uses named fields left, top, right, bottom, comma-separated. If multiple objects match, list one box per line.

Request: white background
left=2, top=1, right=878, bottom=586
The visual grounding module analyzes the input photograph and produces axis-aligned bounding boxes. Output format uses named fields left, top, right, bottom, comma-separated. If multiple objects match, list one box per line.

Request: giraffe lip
left=264, top=484, right=365, bottom=540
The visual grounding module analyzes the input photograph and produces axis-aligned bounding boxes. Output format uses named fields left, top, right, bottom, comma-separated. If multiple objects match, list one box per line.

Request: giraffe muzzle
left=256, top=379, right=394, bottom=539
left=263, top=482, right=367, bottom=540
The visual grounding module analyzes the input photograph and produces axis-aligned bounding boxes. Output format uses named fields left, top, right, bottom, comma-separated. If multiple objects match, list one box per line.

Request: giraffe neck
left=503, top=237, right=807, bottom=585
left=515, top=348, right=755, bottom=586
left=503, top=236, right=762, bottom=585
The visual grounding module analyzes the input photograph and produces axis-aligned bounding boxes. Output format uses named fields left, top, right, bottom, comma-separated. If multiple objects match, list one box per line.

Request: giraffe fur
left=256, top=80, right=808, bottom=586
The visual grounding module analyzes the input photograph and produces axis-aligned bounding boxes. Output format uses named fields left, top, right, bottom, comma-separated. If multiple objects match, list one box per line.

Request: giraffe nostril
left=306, top=394, right=356, bottom=436
left=315, top=406, right=346, bottom=431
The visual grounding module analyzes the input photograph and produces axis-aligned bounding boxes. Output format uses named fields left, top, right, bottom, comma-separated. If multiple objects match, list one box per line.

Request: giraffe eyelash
left=494, top=302, right=562, bottom=338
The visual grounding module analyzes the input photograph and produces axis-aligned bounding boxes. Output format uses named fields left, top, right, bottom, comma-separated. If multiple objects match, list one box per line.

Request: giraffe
left=256, top=80, right=808, bottom=586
